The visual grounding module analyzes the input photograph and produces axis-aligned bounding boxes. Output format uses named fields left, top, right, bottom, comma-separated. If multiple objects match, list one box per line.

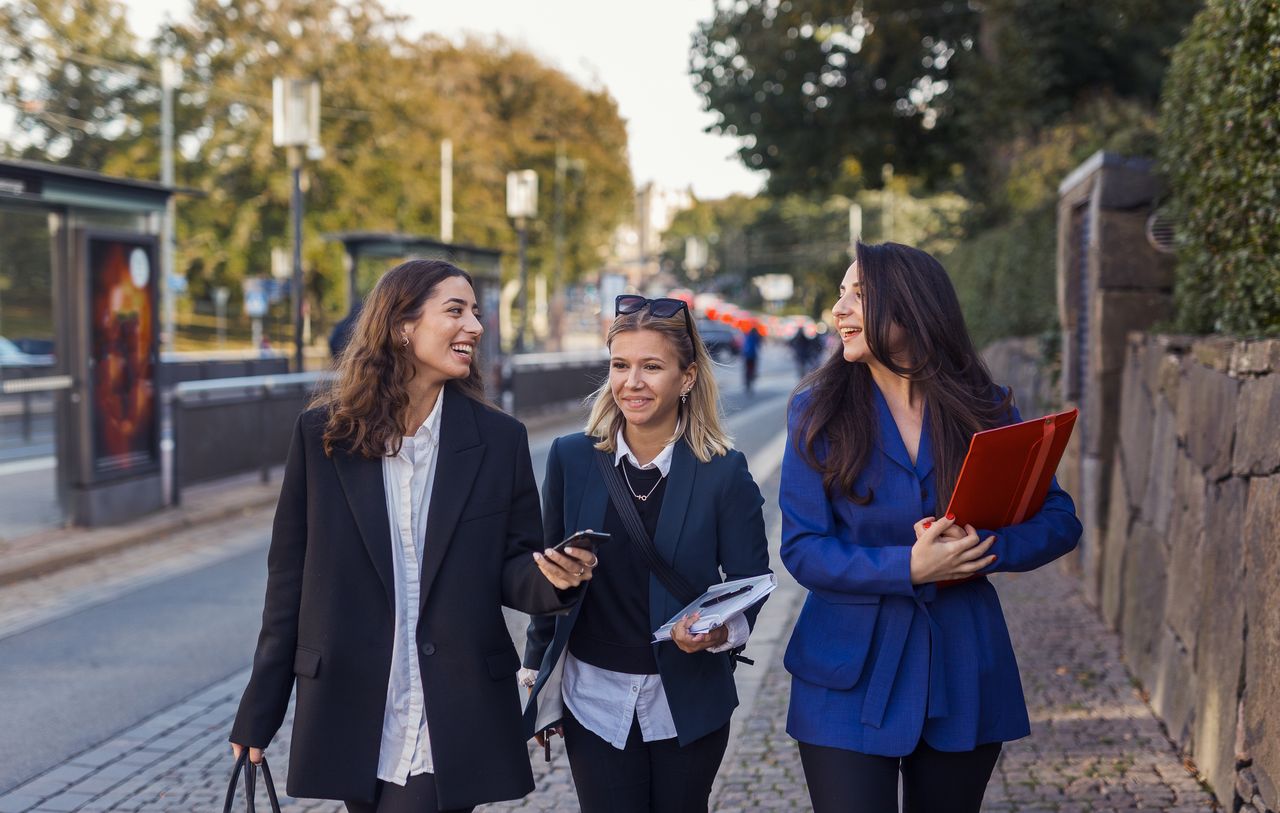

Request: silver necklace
left=621, top=463, right=664, bottom=502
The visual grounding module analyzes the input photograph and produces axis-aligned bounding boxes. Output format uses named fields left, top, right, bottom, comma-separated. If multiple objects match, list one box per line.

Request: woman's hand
left=533, top=546, right=597, bottom=590
left=671, top=612, right=730, bottom=654
left=230, top=742, right=263, bottom=765
left=534, top=725, right=564, bottom=747
left=909, top=515, right=996, bottom=584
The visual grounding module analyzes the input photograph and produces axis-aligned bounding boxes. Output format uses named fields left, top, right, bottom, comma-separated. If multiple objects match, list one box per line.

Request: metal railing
left=170, top=371, right=333, bottom=504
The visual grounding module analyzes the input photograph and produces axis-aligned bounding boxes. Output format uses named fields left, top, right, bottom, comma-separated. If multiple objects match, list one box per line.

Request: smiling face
left=609, top=328, right=696, bottom=435
left=400, top=275, right=483, bottom=387
left=833, top=262, right=870, bottom=363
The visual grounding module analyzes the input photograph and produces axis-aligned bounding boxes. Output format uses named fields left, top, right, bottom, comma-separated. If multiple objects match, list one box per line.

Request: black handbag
left=593, top=452, right=754, bottom=670
left=223, top=750, right=282, bottom=813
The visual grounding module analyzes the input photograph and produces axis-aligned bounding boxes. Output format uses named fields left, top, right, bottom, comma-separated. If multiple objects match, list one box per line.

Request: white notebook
left=652, top=573, right=777, bottom=643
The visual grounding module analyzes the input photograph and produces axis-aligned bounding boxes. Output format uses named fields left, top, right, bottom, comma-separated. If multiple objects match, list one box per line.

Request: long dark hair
left=794, top=241, right=1012, bottom=507
left=313, top=259, right=487, bottom=458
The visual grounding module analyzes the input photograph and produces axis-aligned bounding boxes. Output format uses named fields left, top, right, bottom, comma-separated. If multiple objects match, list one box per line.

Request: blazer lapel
left=577, top=463, right=609, bottom=536
left=872, top=384, right=917, bottom=476
left=652, top=441, right=695, bottom=569
left=915, top=401, right=935, bottom=480
left=332, top=447, right=395, bottom=613
left=419, top=386, right=484, bottom=610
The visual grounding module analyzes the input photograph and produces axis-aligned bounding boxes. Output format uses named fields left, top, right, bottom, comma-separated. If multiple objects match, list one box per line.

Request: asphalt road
left=0, top=348, right=798, bottom=792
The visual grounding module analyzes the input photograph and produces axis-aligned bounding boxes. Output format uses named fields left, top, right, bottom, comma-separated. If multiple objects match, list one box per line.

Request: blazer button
left=421, top=643, right=437, bottom=656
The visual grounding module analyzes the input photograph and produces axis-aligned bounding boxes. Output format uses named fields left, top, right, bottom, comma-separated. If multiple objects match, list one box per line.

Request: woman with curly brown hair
left=228, top=259, right=595, bottom=813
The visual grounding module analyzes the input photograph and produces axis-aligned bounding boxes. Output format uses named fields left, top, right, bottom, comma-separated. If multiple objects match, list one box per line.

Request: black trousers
left=343, top=772, right=473, bottom=813
left=562, top=711, right=731, bottom=813
left=798, top=739, right=1002, bottom=813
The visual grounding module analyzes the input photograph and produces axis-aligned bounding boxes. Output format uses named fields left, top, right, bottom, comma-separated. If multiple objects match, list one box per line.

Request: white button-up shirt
left=559, top=431, right=750, bottom=749
left=376, top=391, right=444, bottom=783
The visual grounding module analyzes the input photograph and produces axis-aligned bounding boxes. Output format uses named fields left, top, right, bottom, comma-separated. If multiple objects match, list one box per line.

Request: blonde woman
left=520, top=295, right=771, bottom=813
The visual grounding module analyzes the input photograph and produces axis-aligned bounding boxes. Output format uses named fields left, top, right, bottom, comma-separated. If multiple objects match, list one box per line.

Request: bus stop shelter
left=325, top=232, right=504, bottom=398
left=0, top=158, right=178, bottom=529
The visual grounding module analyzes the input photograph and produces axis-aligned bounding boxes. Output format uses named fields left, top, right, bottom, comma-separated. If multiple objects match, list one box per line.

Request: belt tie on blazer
left=859, top=583, right=950, bottom=728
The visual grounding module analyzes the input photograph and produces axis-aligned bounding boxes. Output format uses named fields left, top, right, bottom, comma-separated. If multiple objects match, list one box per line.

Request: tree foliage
left=1159, top=0, right=1280, bottom=335
left=1, top=0, right=633, bottom=334
left=691, top=0, right=1197, bottom=201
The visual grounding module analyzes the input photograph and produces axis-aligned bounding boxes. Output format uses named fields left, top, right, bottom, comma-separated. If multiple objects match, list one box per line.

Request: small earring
left=400, top=333, right=409, bottom=348
left=680, top=392, right=689, bottom=405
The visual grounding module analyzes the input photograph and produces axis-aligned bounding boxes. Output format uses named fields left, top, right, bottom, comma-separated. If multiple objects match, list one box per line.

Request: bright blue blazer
left=523, top=432, right=772, bottom=746
left=780, top=385, right=1082, bottom=756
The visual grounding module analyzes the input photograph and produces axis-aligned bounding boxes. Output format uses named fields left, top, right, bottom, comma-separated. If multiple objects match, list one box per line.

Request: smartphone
left=551, top=530, right=610, bottom=555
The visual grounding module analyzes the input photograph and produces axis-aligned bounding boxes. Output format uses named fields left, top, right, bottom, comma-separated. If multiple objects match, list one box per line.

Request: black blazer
left=230, top=384, right=578, bottom=809
left=523, top=432, right=771, bottom=746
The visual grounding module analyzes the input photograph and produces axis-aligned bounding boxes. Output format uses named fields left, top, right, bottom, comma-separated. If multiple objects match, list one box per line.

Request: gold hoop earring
left=400, top=333, right=409, bottom=348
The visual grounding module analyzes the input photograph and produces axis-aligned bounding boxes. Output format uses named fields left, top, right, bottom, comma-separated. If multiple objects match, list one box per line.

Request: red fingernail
left=923, top=522, right=932, bottom=529
left=945, top=513, right=955, bottom=521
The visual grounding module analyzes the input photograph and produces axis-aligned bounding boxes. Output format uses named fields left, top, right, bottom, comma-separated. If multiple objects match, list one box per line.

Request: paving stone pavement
left=707, top=564, right=1221, bottom=813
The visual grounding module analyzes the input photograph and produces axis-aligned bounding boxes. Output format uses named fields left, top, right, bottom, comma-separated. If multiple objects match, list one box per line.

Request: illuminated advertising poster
left=87, top=234, right=159, bottom=476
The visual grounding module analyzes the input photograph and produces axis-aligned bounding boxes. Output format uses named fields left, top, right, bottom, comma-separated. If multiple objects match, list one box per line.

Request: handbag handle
left=224, top=750, right=283, bottom=813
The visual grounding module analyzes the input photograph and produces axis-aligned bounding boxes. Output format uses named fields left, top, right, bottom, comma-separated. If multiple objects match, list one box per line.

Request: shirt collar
left=614, top=428, right=675, bottom=477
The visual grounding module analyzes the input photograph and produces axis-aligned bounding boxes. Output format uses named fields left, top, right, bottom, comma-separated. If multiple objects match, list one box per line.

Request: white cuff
left=708, top=613, right=752, bottom=653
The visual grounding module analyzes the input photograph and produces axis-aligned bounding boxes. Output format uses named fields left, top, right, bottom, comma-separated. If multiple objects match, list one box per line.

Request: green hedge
left=1159, top=0, right=1280, bottom=335
left=941, top=204, right=1059, bottom=349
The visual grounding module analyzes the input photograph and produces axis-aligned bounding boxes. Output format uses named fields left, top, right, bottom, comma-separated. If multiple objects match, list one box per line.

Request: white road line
left=0, top=456, right=55, bottom=477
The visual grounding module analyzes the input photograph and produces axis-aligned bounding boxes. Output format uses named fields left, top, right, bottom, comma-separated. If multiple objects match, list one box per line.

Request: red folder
left=945, top=407, right=1079, bottom=530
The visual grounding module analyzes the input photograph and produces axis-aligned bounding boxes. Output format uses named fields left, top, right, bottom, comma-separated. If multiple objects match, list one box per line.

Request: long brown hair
left=585, top=305, right=732, bottom=463
left=312, top=259, right=487, bottom=458
left=794, top=241, right=1012, bottom=507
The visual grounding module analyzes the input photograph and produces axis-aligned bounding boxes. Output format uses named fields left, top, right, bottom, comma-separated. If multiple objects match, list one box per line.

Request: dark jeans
left=343, top=772, right=473, bottom=813
left=562, top=711, right=731, bottom=813
left=798, top=739, right=1002, bottom=813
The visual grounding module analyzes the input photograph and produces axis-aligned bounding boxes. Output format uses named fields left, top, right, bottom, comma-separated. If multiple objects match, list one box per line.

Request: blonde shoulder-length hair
left=585, top=305, right=732, bottom=463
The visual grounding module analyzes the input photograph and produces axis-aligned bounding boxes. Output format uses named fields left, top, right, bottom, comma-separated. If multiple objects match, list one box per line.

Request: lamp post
left=506, top=169, right=538, bottom=353
left=272, top=77, right=321, bottom=371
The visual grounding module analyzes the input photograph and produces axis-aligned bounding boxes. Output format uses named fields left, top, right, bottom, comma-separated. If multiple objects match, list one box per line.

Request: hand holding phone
left=552, top=529, right=610, bottom=555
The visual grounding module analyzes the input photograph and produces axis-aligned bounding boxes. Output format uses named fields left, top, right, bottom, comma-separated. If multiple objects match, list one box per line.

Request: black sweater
left=567, top=458, right=667, bottom=674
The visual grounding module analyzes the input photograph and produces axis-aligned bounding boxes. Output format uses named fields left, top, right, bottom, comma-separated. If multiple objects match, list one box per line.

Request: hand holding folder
left=936, top=407, right=1078, bottom=586
left=652, top=574, right=777, bottom=643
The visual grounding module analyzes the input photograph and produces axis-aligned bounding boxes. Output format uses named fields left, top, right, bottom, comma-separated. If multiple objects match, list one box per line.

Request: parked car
left=0, top=336, right=54, bottom=368
left=695, top=318, right=742, bottom=362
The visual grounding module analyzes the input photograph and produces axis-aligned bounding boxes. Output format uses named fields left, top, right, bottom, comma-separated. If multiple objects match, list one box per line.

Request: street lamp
left=272, top=77, right=322, bottom=371
left=506, top=169, right=538, bottom=353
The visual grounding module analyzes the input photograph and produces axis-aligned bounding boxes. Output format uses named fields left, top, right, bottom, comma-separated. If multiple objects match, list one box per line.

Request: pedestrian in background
left=779, top=242, right=1082, bottom=813
left=741, top=321, right=762, bottom=395
left=228, top=259, right=595, bottom=813
left=521, top=294, right=771, bottom=813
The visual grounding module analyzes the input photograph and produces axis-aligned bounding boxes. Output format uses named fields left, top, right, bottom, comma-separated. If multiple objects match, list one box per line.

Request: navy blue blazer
left=523, top=432, right=771, bottom=746
left=780, top=386, right=1082, bottom=756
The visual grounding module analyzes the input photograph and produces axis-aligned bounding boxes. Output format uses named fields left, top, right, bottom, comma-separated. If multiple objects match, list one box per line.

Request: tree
left=691, top=0, right=1198, bottom=200
left=0, top=0, right=153, bottom=171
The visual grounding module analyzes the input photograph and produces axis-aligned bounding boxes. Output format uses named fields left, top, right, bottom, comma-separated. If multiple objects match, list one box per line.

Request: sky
left=121, top=0, right=767, bottom=201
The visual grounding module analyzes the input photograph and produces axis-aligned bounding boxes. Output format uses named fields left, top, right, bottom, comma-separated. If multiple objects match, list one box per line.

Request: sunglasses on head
left=614, top=295, right=693, bottom=333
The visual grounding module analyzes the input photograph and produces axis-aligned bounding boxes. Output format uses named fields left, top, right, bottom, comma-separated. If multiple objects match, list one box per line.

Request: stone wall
left=1102, top=333, right=1280, bottom=812
left=981, top=335, right=1058, bottom=420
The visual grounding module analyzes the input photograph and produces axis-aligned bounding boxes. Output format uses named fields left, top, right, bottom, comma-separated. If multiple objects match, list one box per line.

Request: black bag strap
left=595, top=451, right=699, bottom=605
left=224, top=750, right=282, bottom=813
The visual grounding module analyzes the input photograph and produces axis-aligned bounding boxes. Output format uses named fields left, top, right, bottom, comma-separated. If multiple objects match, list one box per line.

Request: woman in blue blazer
left=522, top=295, right=771, bottom=813
left=780, top=242, right=1082, bottom=812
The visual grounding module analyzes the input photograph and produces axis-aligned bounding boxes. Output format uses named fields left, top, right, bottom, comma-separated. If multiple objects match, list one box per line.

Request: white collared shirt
left=559, top=430, right=750, bottom=748
left=376, top=391, right=444, bottom=783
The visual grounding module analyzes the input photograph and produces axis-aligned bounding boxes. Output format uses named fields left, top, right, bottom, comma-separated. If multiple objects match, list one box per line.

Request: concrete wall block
left=1178, top=362, right=1240, bottom=480
left=1191, top=336, right=1237, bottom=373
left=1243, top=474, right=1280, bottom=811
left=1194, top=477, right=1247, bottom=803
left=1101, top=448, right=1133, bottom=628
left=1164, top=454, right=1207, bottom=651
left=1092, top=291, right=1175, bottom=377
left=1233, top=376, right=1280, bottom=476
left=1151, top=623, right=1196, bottom=750
left=1140, top=396, right=1178, bottom=535
left=1093, top=210, right=1177, bottom=290
left=1121, top=521, right=1169, bottom=685
left=1119, top=355, right=1156, bottom=510
left=1231, top=338, right=1280, bottom=376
